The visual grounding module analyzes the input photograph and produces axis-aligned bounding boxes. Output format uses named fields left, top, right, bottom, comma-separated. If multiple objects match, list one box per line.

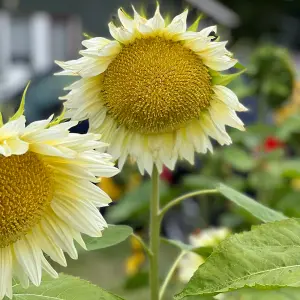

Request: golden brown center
left=102, top=37, right=212, bottom=134
left=0, top=152, right=54, bottom=247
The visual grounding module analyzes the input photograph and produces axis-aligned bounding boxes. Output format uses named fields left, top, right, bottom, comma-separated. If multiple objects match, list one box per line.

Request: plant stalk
left=149, top=166, right=160, bottom=300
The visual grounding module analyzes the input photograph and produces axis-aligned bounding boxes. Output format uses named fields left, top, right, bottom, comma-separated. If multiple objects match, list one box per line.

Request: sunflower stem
left=159, top=250, right=186, bottom=300
left=159, top=189, right=218, bottom=220
left=149, top=166, right=160, bottom=300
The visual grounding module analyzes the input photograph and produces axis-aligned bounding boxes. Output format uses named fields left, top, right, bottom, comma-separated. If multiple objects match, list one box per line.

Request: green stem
left=131, top=233, right=153, bottom=257
left=159, top=251, right=186, bottom=300
left=159, top=189, right=218, bottom=220
left=149, top=167, right=160, bottom=300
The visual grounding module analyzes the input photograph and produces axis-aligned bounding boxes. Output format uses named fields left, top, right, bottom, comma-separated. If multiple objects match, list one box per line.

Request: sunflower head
left=0, top=96, right=119, bottom=299
left=56, top=4, right=247, bottom=175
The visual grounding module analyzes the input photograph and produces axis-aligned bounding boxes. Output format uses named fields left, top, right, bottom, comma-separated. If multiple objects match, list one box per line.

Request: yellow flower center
left=102, top=37, right=212, bottom=134
left=0, top=152, right=54, bottom=247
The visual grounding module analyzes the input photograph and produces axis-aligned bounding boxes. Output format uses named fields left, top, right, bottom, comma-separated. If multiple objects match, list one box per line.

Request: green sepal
left=83, top=32, right=93, bottom=39
left=119, top=7, right=133, bottom=20
left=234, top=61, right=246, bottom=69
left=10, top=81, right=30, bottom=121
left=188, top=14, right=203, bottom=32
left=48, top=107, right=66, bottom=127
left=211, top=62, right=247, bottom=86
left=0, top=112, right=3, bottom=127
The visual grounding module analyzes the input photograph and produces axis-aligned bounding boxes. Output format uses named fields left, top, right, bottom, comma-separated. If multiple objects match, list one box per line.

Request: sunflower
left=0, top=114, right=119, bottom=299
left=56, top=5, right=247, bottom=175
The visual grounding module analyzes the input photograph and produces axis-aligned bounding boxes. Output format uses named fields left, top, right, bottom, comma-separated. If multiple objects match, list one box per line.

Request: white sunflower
left=56, top=5, right=247, bottom=175
left=0, top=114, right=119, bottom=299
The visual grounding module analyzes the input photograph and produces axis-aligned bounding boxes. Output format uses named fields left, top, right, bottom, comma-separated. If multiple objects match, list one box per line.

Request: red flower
left=160, top=166, right=173, bottom=183
left=263, top=136, right=284, bottom=152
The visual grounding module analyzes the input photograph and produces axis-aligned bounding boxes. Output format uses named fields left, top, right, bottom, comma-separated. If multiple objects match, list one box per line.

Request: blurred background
left=1, top=0, right=300, bottom=299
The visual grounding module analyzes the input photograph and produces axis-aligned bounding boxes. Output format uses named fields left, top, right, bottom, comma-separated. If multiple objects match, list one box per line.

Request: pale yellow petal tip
left=239, top=104, right=249, bottom=112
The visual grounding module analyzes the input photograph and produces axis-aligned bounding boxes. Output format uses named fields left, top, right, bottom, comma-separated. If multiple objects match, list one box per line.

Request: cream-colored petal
left=147, top=5, right=165, bottom=30
left=40, top=214, right=78, bottom=260
left=201, top=112, right=232, bottom=145
left=80, top=41, right=121, bottom=58
left=32, top=225, right=67, bottom=267
left=51, top=196, right=106, bottom=237
left=0, top=247, right=12, bottom=300
left=118, top=8, right=134, bottom=31
left=209, top=99, right=245, bottom=131
left=14, top=236, right=42, bottom=286
left=41, top=256, right=58, bottom=278
left=5, top=138, right=28, bottom=155
left=54, top=177, right=111, bottom=207
left=55, top=57, right=112, bottom=77
left=202, top=55, right=237, bottom=71
left=13, top=257, right=29, bottom=289
left=199, top=25, right=217, bottom=38
left=132, top=5, right=147, bottom=25
left=108, top=22, right=134, bottom=44
left=213, top=85, right=248, bottom=112
left=165, top=10, right=188, bottom=35
left=82, top=37, right=111, bottom=48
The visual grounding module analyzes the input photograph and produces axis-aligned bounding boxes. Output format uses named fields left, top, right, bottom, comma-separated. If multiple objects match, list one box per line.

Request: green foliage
left=276, top=114, right=300, bottom=141
left=106, top=180, right=169, bottom=223
left=217, top=184, right=287, bottom=223
left=9, top=273, right=124, bottom=300
left=81, top=225, right=133, bottom=252
left=124, top=272, right=148, bottom=290
left=223, top=146, right=256, bottom=172
left=176, top=218, right=300, bottom=299
left=161, top=237, right=213, bottom=258
left=10, top=82, right=30, bottom=121
left=249, top=45, right=295, bottom=109
left=225, top=287, right=300, bottom=300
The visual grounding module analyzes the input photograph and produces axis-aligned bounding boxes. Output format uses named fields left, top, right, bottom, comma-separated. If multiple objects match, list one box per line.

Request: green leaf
left=10, top=273, right=124, bottom=299
left=161, top=238, right=213, bottom=258
left=10, top=82, right=30, bottom=121
left=217, top=184, right=287, bottom=223
left=223, top=146, right=256, bottom=172
left=276, top=114, right=300, bottom=140
left=176, top=218, right=300, bottom=299
left=123, top=271, right=148, bottom=290
left=225, top=287, right=300, bottom=300
left=183, top=175, right=218, bottom=190
left=106, top=180, right=169, bottom=223
left=212, top=68, right=246, bottom=86
left=279, top=160, right=300, bottom=178
left=188, top=15, right=203, bottom=31
left=80, top=225, right=133, bottom=252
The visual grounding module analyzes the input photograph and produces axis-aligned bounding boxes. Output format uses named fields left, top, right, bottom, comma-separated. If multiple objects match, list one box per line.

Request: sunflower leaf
left=225, top=287, right=300, bottom=300
left=11, top=273, right=124, bottom=300
left=188, top=15, right=203, bottom=32
left=176, top=218, right=300, bottom=299
left=10, top=81, right=30, bottom=121
left=80, top=225, right=133, bottom=252
left=217, top=184, right=287, bottom=223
